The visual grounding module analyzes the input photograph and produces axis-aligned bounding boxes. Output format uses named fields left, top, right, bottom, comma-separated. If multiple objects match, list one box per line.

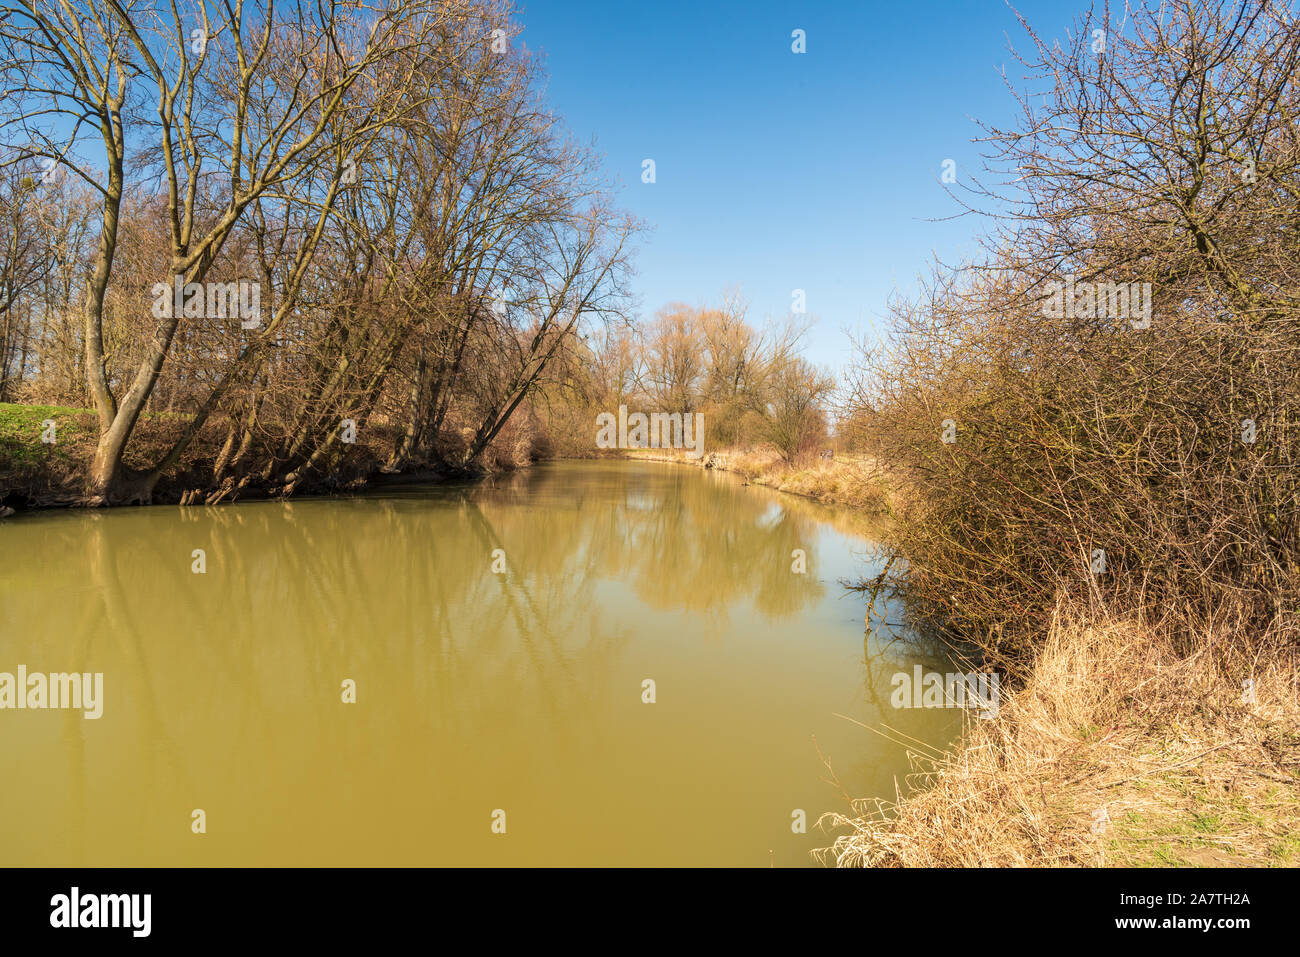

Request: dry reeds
left=815, top=604, right=1300, bottom=867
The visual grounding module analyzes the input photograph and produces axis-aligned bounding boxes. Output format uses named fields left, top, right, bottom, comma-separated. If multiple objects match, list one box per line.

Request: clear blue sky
left=517, top=0, right=1085, bottom=373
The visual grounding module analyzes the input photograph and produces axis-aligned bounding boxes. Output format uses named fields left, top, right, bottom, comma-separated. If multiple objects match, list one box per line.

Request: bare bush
left=851, top=0, right=1300, bottom=666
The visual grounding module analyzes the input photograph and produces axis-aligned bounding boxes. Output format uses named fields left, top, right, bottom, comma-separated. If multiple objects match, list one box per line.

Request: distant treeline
left=533, top=295, right=837, bottom=462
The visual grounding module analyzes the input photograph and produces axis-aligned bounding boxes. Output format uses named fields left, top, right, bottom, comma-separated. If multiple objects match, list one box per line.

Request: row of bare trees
left=537, top=296, right=835, bottom=461
left=848, top=0, right=1300, bottom=666
left=0, top=0, right=634, bottom=503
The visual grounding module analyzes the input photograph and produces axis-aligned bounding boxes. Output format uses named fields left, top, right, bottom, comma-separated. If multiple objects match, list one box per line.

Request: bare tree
left=0, top=0, right=465, bottom=501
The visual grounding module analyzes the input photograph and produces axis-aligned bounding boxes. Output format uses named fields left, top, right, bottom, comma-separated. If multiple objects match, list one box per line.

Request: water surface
left=0, top=460, right=958, bottom=865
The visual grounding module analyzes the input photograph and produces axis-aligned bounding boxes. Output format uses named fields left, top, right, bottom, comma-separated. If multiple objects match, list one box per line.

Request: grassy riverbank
left=0, top=400, right=528, bottom=508
left=622, top=445, right=894, bottom=514
left=0, top=402, right=96, bottom=505
left=0, top=401, right=378, bottom=506
left=817, top=608, right=1300, bottom=867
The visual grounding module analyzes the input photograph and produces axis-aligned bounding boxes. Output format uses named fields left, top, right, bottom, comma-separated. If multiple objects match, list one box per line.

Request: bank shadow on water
left=0, top=459, right=962, bottom=866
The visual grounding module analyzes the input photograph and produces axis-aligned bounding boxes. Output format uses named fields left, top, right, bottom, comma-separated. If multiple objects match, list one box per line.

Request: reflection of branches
left=84, top=511, right=195, bottom=793
left=813, top=734, right=854, bottom=809
left=462, top=495, right=587, bottom=714
left=606, top=465, right=830, bottom=623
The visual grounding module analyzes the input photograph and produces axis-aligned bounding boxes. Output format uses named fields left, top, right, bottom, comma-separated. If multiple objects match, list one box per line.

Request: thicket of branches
left=848, top=0, right=1300, bottom=668
left=0, top=0, right=634, bottom=504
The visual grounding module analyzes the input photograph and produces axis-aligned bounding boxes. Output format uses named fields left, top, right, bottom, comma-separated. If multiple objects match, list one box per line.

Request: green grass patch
left=1268, top=835, right=1300, bottom=863
left=0, top=401, right=94, bottom=465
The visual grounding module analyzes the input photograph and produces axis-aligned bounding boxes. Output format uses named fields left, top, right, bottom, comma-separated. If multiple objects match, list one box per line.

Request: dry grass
left=815, top=607, right=1300, bottom=867
left=624, top=445, right=894, bottom=514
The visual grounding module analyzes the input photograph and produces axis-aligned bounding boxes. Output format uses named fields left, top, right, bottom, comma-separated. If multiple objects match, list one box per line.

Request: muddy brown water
left=0, top=460, right=960, bottom=865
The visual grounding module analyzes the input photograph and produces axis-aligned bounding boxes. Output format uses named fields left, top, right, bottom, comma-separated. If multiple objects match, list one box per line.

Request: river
left=0, top=460, right=959, bottom=866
